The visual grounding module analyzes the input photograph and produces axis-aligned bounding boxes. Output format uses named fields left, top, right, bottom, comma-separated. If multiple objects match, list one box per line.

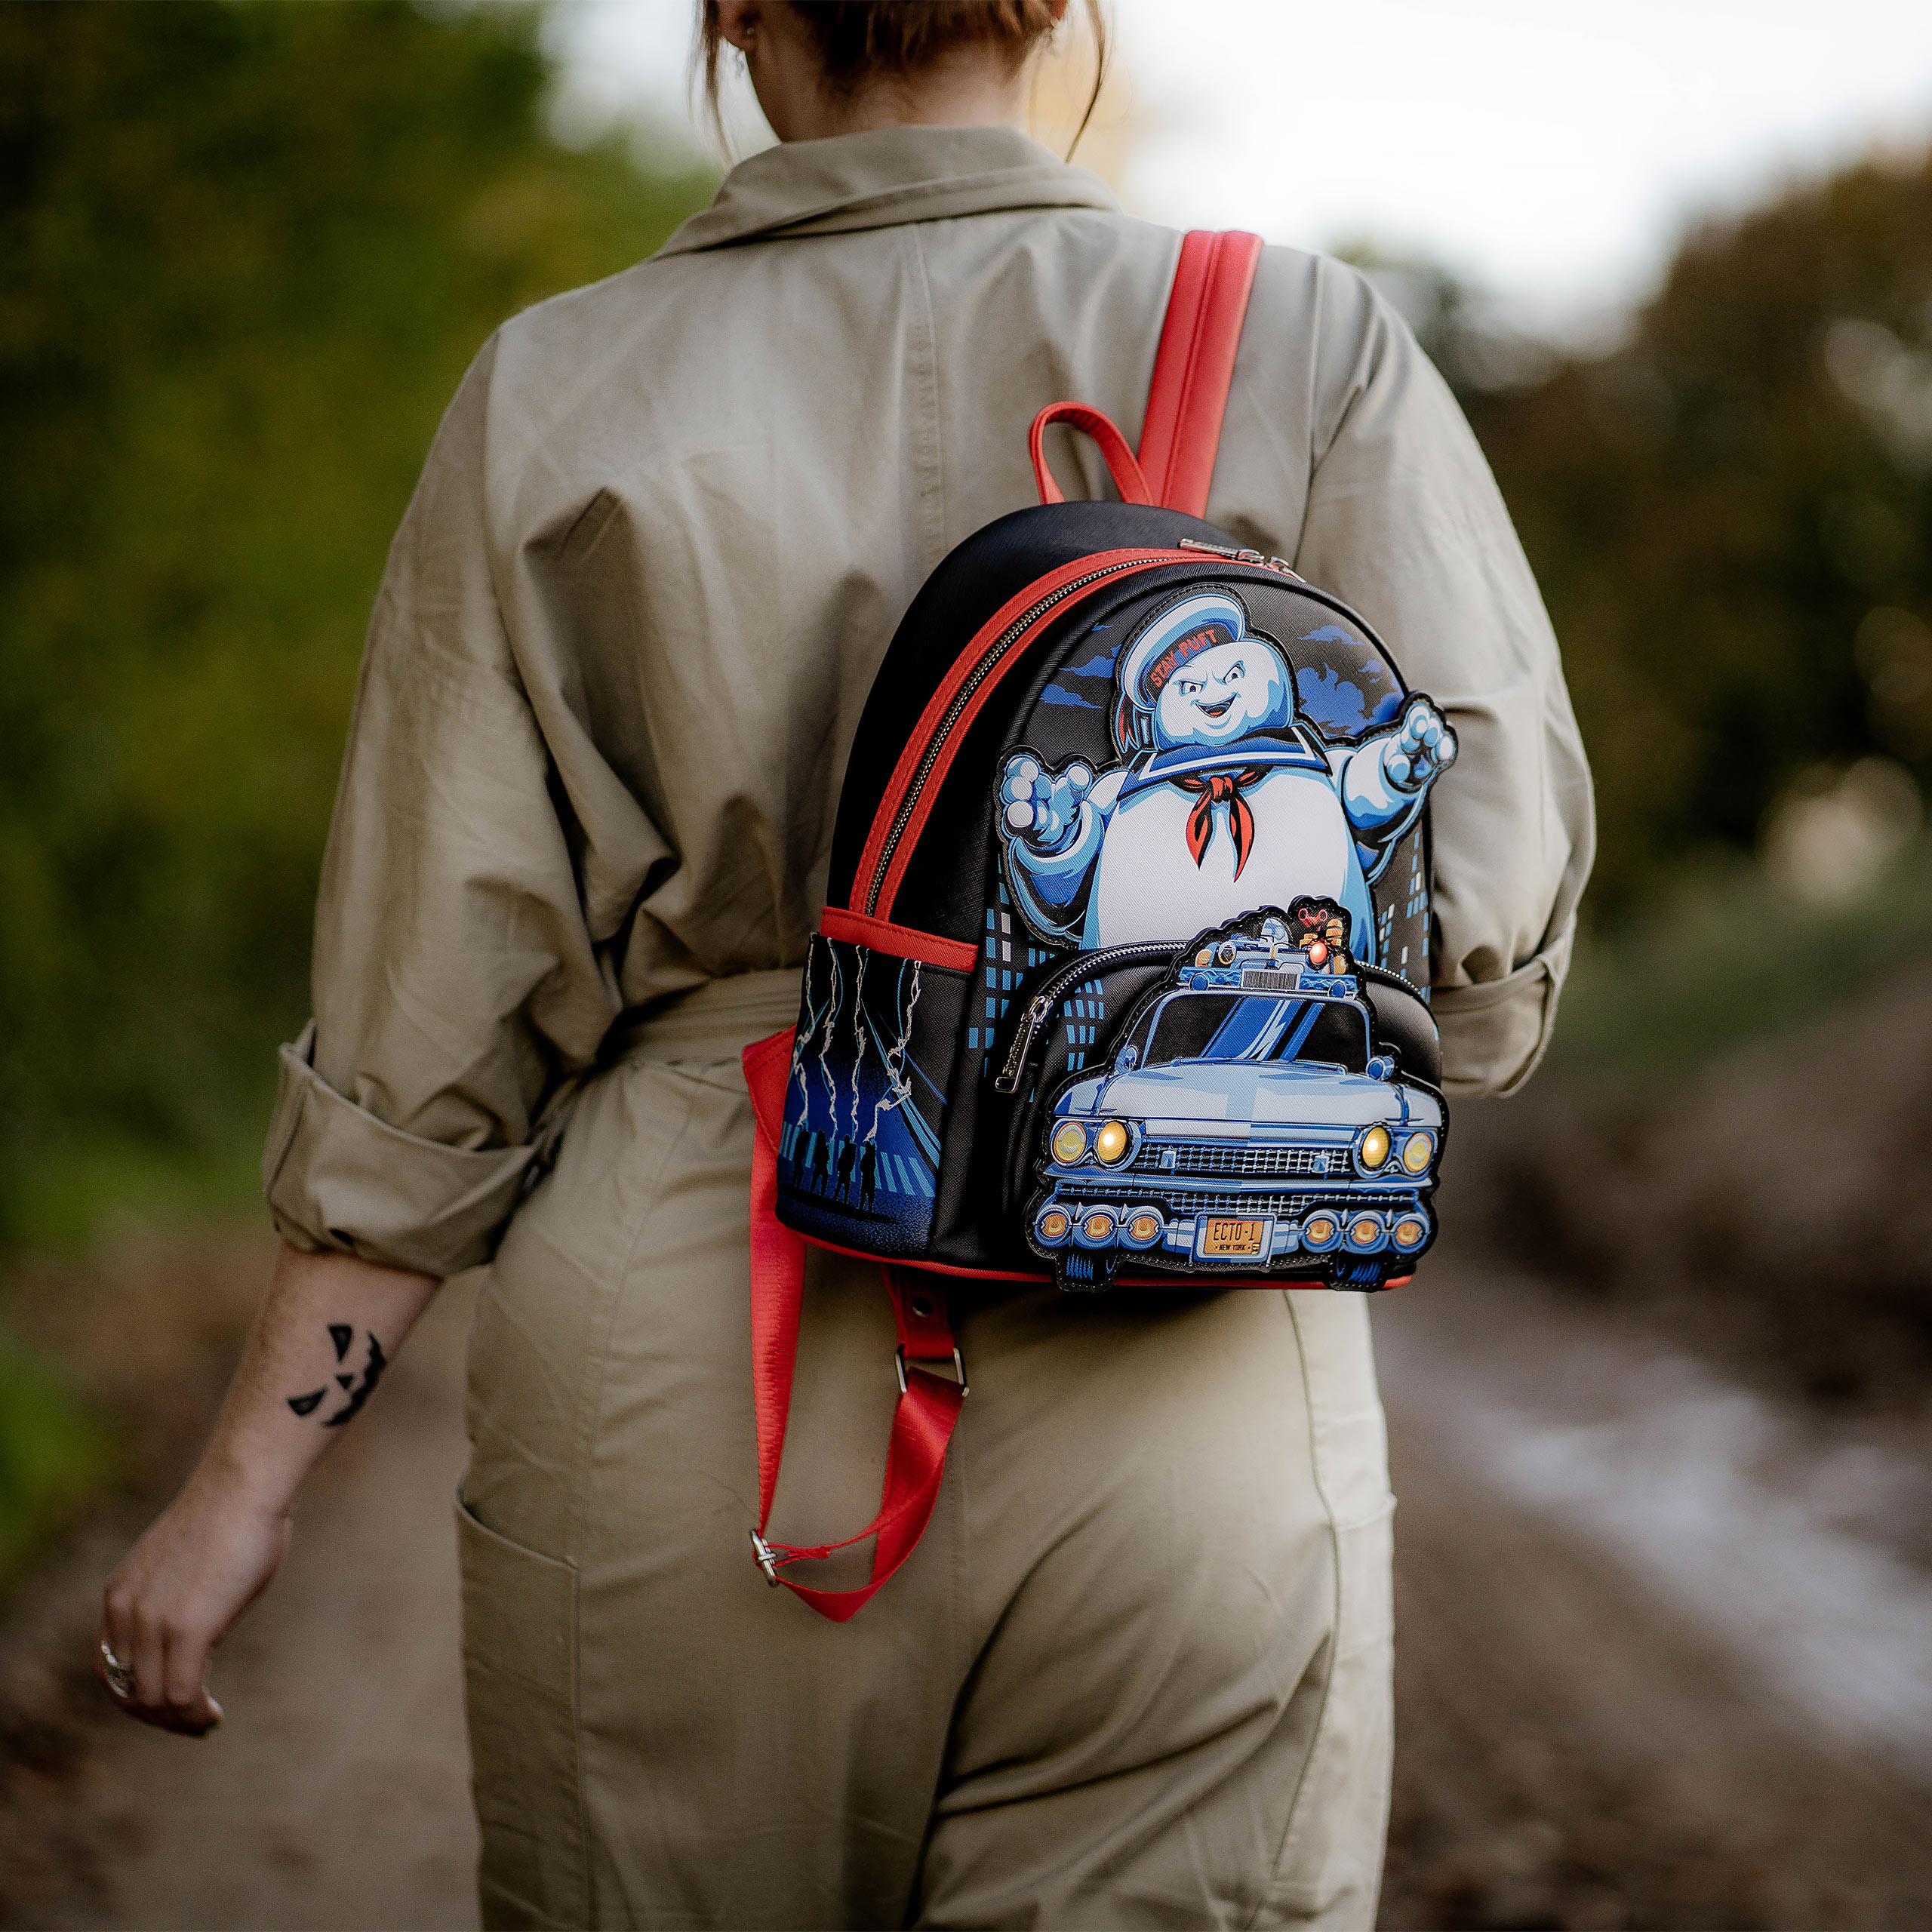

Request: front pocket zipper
left=993, top=942, right=1184, bottom=1096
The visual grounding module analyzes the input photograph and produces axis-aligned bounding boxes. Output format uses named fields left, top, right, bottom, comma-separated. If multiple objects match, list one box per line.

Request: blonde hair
left=693, top=1, right=1109, bottom=158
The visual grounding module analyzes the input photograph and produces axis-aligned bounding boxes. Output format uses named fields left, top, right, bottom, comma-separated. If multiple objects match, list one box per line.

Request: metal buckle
left=748, top=1528, right=783, bottom=1586
left=895, top=1344, right=968, bottom=1399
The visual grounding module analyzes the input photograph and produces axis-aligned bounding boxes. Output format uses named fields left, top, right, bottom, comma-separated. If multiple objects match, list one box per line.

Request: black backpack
left=740, top=232, right=1457, bottom=1615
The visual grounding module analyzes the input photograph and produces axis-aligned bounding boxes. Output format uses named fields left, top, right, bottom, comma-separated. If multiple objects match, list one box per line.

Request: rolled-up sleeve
left=264, top=337, right=623, bottom=1275
left=1291, top=266, right=1595, bottom=1097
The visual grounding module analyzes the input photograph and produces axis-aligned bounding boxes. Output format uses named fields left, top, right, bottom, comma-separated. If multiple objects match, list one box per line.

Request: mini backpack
left=740, top=232, right=1457, bottom=1617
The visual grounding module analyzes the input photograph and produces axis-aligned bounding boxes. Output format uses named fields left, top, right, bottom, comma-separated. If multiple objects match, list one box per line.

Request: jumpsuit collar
left=653, top=123, right=1120, bottom=256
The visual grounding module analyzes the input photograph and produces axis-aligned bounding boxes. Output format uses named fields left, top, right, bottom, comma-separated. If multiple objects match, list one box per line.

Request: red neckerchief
left=1171, top=764, right=1271, bottom=878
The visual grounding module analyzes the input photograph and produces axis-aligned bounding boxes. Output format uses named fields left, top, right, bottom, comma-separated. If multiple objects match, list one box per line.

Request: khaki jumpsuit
left=263, top=128, right=1594, bottom=1930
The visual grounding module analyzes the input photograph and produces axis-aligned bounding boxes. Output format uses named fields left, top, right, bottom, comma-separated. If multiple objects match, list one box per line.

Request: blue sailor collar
left=1118, top=730, right=1331, bottom=798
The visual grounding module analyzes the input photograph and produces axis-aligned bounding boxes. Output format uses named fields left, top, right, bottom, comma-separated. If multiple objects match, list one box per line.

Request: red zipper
left=854, top=546, right=1337, bottom=925
left=857, top=549, right=1192, bottom=922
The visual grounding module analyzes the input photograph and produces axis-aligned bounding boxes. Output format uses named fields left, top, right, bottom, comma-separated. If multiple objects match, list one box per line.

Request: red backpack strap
left=741, top=1029, right=965, bottom=1624
left=1136, top=229, right=1263, bottom=518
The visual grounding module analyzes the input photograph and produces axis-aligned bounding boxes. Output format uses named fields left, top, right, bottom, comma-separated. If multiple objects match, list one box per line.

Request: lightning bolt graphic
left=848, top=945, right=869, bottom=1140
left=817, top=940, right=843, bottom=1124
left=790, top=940, right=826, bottom=1118
left=867, top=958, right=923, bottom=1140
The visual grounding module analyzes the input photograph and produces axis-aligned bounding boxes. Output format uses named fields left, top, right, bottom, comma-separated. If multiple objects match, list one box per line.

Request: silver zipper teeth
left=1177, top=537, right=1305, bottom=581
left=992, top=942, right=1182, bottom=1094
left=863, top=560, right=1158, bottom=915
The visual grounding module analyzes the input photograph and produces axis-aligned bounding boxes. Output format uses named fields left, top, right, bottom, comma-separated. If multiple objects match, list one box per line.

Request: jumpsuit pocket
left=455, top=1493, right=589, bottom=1930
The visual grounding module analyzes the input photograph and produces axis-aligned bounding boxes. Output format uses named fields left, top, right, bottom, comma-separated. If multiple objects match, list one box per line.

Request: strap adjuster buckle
left=895, top=1344, right=968, bottom=1399
left=748, top=1528, right=784, bottom=1586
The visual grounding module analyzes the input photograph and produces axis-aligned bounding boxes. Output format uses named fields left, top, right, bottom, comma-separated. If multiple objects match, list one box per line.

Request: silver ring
left=100, top=1639, right=135, bottom=1701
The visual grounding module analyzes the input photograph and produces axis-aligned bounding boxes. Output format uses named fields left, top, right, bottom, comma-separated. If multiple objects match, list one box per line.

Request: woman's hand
left=92, top=1240, right=440, bottom=1737
left=94, top=1466, right=292, bottom=1735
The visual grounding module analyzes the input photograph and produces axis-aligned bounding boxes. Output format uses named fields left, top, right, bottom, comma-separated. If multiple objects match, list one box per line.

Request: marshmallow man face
left=1152, top=638, right=1293, bottom=749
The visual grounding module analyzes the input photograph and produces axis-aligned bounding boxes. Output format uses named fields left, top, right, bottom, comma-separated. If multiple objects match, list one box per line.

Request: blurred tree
left=0, top=2, right=712, bottom=1238
left=1450, top=153, right=1932, bottom=915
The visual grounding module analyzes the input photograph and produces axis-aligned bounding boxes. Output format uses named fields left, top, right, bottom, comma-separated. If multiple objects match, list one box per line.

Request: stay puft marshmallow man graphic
left=996, top=591, right=1456, bottom=958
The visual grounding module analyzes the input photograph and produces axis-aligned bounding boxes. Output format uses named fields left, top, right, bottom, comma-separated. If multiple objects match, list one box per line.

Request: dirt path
left=1, top=1270, right=478, bottom=1931
left=5, top=1255, right=1932, bottom=1930
left=1372, top=1263, right=1932, bottom=1932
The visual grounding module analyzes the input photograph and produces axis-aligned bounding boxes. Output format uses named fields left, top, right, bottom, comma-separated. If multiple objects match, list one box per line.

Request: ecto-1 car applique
left=1025, top=903, right=1443, bottom=1292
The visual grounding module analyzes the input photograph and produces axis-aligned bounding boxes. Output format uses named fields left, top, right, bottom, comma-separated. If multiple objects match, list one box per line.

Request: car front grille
left=1058, top=1185, right=1401, bottom=1220
left=1133, top=1141, right=1353, bottom=1179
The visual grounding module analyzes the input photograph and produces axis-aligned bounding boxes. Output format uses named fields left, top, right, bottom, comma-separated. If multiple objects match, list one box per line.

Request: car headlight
left=1358, top=1124, right=1391, bottom=1170
left=1401, top=1131, right=1434, bottom=1175
left=1080, top=1209, right=1116, bottom=1245
left=1051, top=1121, right=1090, bottom=1166
left=1124, top=1210, right=1163, bottom=1247
left=1094, top=1119, right=1131, bottom=1165
left=1390, top=1214, right=1429, bottom=1251
left=1036, top=1208, right=1072, bottom=1246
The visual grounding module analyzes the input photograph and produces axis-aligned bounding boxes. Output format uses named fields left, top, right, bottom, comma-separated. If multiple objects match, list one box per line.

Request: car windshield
left=1140, top=992, right=1369, bottom=1074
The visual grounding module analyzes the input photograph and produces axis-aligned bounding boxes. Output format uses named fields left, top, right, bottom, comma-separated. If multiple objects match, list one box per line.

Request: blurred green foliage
left=0, top=1331, right=117, bottom=1585
left=1447, top=156, right=1932, bottom=916
left=0, top=1, right=713, bottom=1241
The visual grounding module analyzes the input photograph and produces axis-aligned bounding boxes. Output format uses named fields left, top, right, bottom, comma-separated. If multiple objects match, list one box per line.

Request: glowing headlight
left=1036, top=1208, right=1072, bottom=1245
left=1095, top=1119, right=1131, bottom=1165
left=1081, top=1210, right=1116, bottom=1244
left=1051, top=1121, right=1090, bottom=1166
left=1358, top=1124, right=1391, bottom=1170
left=1401, top=1131, right=1434, bottom=1175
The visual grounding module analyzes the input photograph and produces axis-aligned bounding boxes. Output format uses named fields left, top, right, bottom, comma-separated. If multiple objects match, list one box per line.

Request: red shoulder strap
left=1026, top=229, right=1262, bottom=518
left=740, top=1029, right=964, bottom=1623
left=1137, top=229, right=1263, bottom=518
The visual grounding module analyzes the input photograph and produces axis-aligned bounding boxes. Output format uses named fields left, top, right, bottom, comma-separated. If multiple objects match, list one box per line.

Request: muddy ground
left=2, top=1030, right=1930, bottom=1928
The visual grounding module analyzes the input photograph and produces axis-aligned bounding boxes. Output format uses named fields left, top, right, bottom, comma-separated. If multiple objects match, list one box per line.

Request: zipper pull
left=991, top=941, right=1182, bottom=1099
left=995, top=993, right=1057, bottom=1096
left=1177, top=537, right=1305, bottom=582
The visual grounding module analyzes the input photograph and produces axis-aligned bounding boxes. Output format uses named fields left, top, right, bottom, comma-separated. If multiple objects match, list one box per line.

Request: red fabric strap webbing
left=1137, top=229, right=1263, bottom=518
left=742, top=1029, right=964, bottom=1623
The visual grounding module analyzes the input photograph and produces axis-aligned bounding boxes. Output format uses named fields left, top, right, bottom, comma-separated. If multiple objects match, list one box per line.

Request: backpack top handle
left=1027, top=401, right=1154, bottom=506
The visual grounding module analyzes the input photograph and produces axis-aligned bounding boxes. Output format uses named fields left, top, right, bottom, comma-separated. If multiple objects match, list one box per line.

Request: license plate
left=1198, top=1217, right=1269, bottom=1260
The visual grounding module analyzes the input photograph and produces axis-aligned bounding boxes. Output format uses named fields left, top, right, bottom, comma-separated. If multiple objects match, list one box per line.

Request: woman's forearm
left=195, top=1240, right=442, bottom=1512
left=95, top=1240, right=440, bottom=1734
